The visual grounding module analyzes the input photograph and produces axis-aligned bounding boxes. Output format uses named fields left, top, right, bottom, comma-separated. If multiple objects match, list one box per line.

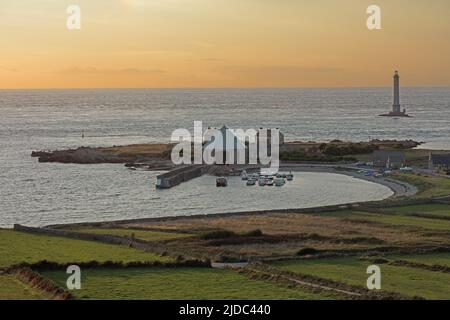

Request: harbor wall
left=156, top=165, right=208, bottom=189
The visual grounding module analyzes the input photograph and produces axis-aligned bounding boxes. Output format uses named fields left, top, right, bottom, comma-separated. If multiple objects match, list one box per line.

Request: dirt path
left=244, top=267, right=362, bottom=298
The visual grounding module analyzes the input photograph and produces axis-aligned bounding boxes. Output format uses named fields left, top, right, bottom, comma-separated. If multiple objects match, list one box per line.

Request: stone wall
left=13, top=224, right=150, bottom=251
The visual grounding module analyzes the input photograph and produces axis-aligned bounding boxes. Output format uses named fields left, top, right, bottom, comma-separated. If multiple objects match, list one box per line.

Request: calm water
left=0, top=88, right=448, bottom=227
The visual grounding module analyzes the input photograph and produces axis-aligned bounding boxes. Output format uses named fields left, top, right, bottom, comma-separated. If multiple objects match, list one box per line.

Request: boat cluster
left=241, top=171, right=293, bottom=187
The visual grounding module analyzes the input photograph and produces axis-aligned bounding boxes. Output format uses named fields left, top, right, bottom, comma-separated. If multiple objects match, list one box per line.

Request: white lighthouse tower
left=393, top=71, right=401, bottom=113
left=380, top=71, right=410, bottom=117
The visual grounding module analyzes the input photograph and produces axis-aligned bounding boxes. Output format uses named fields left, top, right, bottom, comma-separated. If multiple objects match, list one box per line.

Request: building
left=379, top=71, right=410, bottom=117
left=203, top=126, right=247, bottom=165
left=429, top=153, right=450, bottom=170
left=373, top=150, right=406, bottom=169
left=203, top=126, right=284, bottom=165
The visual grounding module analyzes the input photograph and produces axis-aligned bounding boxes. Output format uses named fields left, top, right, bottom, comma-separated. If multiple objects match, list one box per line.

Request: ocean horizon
left=1, top=87, right=449, bottom=227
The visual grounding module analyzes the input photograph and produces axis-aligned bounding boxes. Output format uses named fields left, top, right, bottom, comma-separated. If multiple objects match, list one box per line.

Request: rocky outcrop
left=31, top=144, right=173, bottom=164
left=32, top=147, right=130, bottom=164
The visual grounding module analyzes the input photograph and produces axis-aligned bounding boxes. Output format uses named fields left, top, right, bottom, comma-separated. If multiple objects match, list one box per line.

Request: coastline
left=278, top=164, right=418, bottom=198
left=42, top=167, right=415, bottom=229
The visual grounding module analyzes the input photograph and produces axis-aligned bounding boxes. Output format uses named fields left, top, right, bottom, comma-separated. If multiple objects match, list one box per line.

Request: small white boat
left=246, top=179, right=256, bottom=186
left=258, top=177, right=266, bottom=186
left=266, top=179, right=274, bottom=186
left=274, top=177, right=285, bottom=187
left=241, top=170, right=248, bottom=180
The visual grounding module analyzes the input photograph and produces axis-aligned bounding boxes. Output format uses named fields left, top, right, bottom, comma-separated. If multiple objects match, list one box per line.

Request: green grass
left=0, top=229, right=172, bottom=268
left=381, top=204, right=450, bottom=218
left=383, top=252, right=450, bottom=267
left=393, top=173, right=450, bottom=198
left=66, top=227, right=192, bottom=242
left=273, top=257, right=450, bottom=300
left=317, top=210, right=450, bottom=230
left=0, top=275, right=47, bottom=300
left=349, top=212, right=450, bottom=230
left=42, top=267, right=337, bottom=300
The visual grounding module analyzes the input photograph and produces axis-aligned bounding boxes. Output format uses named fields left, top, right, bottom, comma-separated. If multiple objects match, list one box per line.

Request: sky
left=1, top=0, right=449, bottom=89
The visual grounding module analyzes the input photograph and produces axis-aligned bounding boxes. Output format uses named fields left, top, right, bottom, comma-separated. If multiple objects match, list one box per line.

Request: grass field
left=273, top=257, right=450, bottom=300
left=0, top=275, right=46, bottom=300
left=392, top=173, right=450, bottom=198
left=66, top=227, right=192, bottom=242
left=0, top=229, right=171, bottom=268
left=382, top=252, right=450, bottom=267
left=42, top=267, right=337, bottom=300
left=381, top=204, right=450, bottom=218
left=317, top=210, right=450, bottom=231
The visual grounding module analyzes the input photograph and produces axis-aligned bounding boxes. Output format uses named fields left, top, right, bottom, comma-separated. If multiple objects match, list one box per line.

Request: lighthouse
left=393, top=71, right=401, bottom=113
left=380, top=71, right=410, bottom=117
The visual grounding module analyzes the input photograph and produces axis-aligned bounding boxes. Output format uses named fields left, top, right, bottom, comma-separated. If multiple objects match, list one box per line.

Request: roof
left=373, top=150, right=406, bottom=163
left=204, top=126, right=247, bottom=151
left=431, top=154, right=450, bottom=165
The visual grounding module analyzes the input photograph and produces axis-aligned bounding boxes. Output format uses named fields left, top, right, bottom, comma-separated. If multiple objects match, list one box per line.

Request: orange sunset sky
left=1, top=0, right=449, bottom=89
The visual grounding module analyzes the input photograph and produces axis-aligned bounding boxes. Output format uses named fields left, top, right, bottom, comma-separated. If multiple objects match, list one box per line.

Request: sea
left=0, top=88, right=449, bottom=227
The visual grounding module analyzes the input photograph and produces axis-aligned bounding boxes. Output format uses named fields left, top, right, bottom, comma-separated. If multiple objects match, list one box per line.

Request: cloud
left=217, top=65, right=359, bottom=86
left=55, top=67, right=166, bottom=75
left=118, top=0, right=192, bottom=8
left=0, top=67, right=18, bottom=72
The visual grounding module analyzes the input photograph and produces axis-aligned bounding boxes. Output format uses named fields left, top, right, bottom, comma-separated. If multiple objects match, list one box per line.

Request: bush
left=322, top=143, right=378, bottom=156
left=280, top=151, right=344, bottom=162
left=199, top=230, right=237, bottom=240
left=296, top=248, right=318, bottom=256
left=243, top=229, right=264, bottom=237
left=215, top=254, right=244, bottom=263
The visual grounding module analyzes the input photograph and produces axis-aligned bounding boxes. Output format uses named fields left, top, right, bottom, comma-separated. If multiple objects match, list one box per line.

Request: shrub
left=243, top=229, right=264, bottom=237
left=199, top=230, right=237, bottom=240
left=296, top=248, right=318, bottom=256
left=322, top=143, right=379, bottom=156
left=215, top=254, right=244, bottom=263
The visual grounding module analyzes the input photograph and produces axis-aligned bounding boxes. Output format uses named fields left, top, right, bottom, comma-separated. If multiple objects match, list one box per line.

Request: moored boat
left=274, top=177, right=285, bottom=187
left=216, top=177, right=228, bottom=187
left=258, top=177, right=266, bottom=186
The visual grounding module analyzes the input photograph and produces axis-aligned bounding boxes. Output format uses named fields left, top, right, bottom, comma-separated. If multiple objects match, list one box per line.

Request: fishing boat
left=274, top=177, right=285, bottom=187
left=258, top=177, right=266, bottom=186
left=241, top=170, right=248, bottom=180
left=286, top=172, right=293, bottom=181
left=246, top=179, right=256, bottom=186
left=216, top=177, right=228, bottom=187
